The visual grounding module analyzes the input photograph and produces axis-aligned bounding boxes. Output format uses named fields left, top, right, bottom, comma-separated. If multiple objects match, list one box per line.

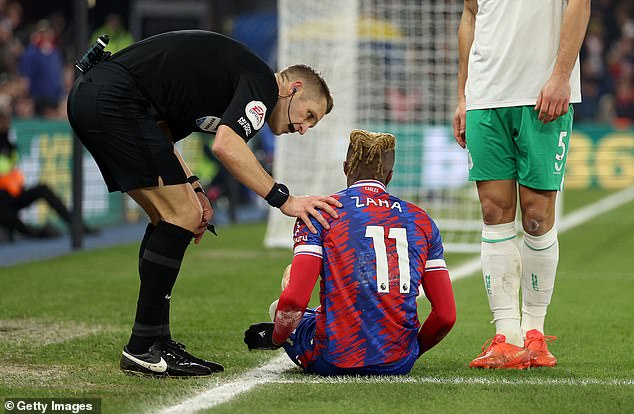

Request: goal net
left=266, top=0, right=483, bottom=252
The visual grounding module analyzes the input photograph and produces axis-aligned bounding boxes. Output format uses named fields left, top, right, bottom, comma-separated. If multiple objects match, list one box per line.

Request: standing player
left=453, top=0, right=590, bottom=369
left=244, top=130, right=456, bottom=375
left=67, top=30, right=340, bottom=377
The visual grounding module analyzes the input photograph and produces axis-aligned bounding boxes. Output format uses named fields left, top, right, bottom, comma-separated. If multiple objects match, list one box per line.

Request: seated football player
left=244, top=129, right=456, bottom=375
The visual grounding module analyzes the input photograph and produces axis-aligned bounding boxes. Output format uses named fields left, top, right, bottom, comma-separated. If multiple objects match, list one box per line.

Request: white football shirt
left=466, top=0, right=581, bottom=110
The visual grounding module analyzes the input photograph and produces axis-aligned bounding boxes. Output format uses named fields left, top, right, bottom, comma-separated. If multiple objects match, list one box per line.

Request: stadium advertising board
left=9, top=120, right=633, bottom=227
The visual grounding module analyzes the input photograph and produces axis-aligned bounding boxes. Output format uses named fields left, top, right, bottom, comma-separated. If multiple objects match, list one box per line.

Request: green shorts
left=465, top=105, right=574, bottom=191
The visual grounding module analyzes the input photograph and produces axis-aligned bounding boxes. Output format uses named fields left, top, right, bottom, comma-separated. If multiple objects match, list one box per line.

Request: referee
left=67, top=30, right=339, bottom=377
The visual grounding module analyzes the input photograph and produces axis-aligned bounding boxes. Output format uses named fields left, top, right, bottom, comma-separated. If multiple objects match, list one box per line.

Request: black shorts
left=67, top=62, right=186, bottom=193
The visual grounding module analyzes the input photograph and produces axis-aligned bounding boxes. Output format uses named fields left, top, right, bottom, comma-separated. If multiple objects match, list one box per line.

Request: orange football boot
left=470, top=334, right=531, bottom=369
left=524, top=329, right=557, bottom=367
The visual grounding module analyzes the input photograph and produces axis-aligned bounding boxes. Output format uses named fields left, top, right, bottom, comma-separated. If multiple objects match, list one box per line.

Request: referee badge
left=196, top=116, right=221, bottom=132
left=245, top=101, right=267, bottom=130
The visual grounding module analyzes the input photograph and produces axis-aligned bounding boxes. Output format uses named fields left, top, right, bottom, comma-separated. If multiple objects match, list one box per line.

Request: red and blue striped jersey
left=292, top=179, right=447, bottom=368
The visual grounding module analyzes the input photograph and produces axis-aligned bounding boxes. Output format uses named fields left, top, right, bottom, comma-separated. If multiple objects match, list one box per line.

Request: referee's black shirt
left=111, top=30, right=278, bottom=142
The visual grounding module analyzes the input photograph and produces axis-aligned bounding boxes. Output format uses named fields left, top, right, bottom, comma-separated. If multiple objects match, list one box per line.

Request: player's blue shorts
left=282, top=308, right=418, bottom=376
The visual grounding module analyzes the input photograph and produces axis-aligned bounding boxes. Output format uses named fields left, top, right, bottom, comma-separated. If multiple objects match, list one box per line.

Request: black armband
left=265, top=182, right=290, bottom=208
left=194, top=186, right=206, bottom=195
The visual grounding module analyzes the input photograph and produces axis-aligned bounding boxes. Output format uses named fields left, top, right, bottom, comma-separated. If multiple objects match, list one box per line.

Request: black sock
left=127, top=221, right=193, bottom=354
left=139, top=223, right=172, bottom=343
left=138, top=223, right=155, bottom=275
left=161, top=300, right=171, bottom=342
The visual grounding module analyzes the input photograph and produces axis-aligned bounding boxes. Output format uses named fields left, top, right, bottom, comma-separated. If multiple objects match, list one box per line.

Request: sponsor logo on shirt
left=294, top=235, right=308, bottom=243
left=245, top=101, right=267, bottom=130
left=238, top=116, right=252, bottom=136
left=196, top=116, right=221, bottom=133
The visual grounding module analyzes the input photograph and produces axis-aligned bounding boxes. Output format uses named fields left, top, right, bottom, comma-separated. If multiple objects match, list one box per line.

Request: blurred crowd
left=0, top=1, right=133, bottom=120
left=0, top=0, right=632, bottom=124
left=574, top=0, right=634, bottom=125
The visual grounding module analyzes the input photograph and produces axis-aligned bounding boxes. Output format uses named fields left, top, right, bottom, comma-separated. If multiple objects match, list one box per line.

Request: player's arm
left=212, top=125, right=341, bottom=233
left=418, top=264, right=456, bottom=357
left=272, top=253, right=322, bottom=345
left=244, top=218, right=323, bottom=351
left=535, top=0, right=591, bottom=123
left=453, top=0, right=477, bottom=148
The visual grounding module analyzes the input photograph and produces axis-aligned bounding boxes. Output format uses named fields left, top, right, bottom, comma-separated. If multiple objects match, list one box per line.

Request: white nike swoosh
left=123, top=350, right=168, bottom=373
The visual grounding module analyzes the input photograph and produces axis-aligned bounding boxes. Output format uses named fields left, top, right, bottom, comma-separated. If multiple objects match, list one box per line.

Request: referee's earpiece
left=278, top=87, right=298, bottom=99
left=287, top=87, right=298, bottom=133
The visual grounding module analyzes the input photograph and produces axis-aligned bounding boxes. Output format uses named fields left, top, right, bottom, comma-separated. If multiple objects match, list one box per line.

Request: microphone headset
left=278, top=87, right=298, bottom=133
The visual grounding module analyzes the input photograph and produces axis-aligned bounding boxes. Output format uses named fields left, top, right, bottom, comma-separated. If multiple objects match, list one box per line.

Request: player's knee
left=525, top=218, right=541, bottom=234
left=281, top=264, right=292, bottom=290
left=522, top=210, right=550, bottom=235
left=269, top=300, right=279, bottom=322
left=480, top=199, right=514, bottom=224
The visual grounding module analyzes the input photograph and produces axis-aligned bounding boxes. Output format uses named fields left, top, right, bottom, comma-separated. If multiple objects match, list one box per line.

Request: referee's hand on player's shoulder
left=280, top=195, right=342, bottom=234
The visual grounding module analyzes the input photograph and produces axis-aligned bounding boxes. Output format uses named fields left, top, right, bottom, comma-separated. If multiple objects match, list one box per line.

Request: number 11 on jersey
left=365, top=226, right=411, bottom=294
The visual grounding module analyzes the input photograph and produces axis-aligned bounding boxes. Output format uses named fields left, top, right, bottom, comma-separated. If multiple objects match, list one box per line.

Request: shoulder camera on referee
left=74, top=34, right=111, bottom=74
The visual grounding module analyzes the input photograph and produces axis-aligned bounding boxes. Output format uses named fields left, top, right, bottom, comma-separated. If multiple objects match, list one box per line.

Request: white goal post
left=266, top=0, right=483, bottom=252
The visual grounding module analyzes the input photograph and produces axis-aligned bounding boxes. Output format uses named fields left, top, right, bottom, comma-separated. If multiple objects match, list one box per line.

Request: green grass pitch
left=0, top=188, right=633, bottom=413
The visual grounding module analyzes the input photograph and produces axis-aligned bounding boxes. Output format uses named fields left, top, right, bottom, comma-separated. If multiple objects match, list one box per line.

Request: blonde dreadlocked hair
left=346, top=129, right=396, bottom=183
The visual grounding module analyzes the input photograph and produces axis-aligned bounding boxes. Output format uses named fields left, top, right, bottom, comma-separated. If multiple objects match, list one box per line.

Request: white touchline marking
left=272, top=375, right=634, bottom=386
left=157, top=185, right=634, bottom=413
left=557, top=185, right=634, bottom=234
left=155, top=354, right=295, bottom=414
